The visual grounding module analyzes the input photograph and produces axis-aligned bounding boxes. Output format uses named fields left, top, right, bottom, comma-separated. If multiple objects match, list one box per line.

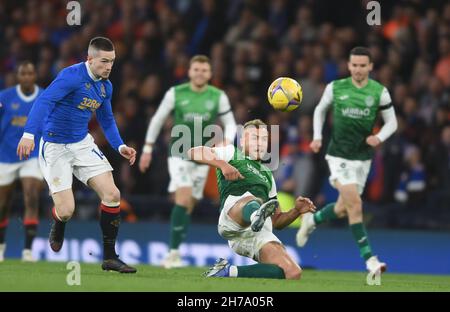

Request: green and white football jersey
left=145, top=82, right=236, bottom=159
left=170, top=83, right=222, bottom=157
left=322, top=78, right=392, bottom=160
left=213, top=145, right=277, bottom=211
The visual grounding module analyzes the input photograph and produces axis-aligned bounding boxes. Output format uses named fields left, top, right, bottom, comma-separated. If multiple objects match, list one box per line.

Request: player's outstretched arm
left=188, top=146, right=243, bottom=181
left=271, top=196, right=316, bottom=230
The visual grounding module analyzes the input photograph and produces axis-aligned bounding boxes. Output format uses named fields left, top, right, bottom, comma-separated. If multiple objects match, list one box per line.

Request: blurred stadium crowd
left=0, top=0, right=449, bottom=229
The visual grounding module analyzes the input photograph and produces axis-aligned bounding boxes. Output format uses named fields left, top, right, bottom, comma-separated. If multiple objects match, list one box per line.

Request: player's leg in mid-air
left=336, top=182, right=386, bottom=273
left=39, top=138, right=77, bottom=252
left=48, top=189, right=74, bottom=252
left=162, top=158, right=208, bottom=268
left=88, top=172, right=136, bottom=273
left=205, top=195, right=301, bottom=279
left=296, top=156, right=386, bottom=273
left=0, top=179, right=16, bottom=262
left=20, top=176, right=42, bottom=262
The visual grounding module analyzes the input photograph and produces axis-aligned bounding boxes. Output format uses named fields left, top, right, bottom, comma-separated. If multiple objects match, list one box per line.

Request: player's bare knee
left=103, top=187, right=121, bottom=204
left=56, top=205, right=75, bottom=221
left=284, top=265, right=302, bottom=280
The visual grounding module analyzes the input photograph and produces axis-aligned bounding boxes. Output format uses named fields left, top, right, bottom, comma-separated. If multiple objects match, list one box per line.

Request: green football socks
left=313, top=202, right=338, bottom=225
left=169, top=205, right=191, bottom=250
left=242, top=200, right=261, bottom=223
left=350, top=222, right=373, bottom=260
left=232, top=263, right=285, bottom=279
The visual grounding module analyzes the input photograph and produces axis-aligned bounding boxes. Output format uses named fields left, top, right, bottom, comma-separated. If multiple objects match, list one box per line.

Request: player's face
left=348, top=55, right=373, bottom=83
left=88, top=50, right=115, bottom=79
left=188, top=62, right=212, bottom=88
left=17, top=64, right=37, bottom=90
left=241, top=127, right=269, bottom=160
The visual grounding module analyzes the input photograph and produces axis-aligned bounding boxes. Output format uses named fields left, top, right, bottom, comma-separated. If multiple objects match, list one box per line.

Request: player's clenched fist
left=220, top=163, right=244, bottom=181
left=119, top=145, right=136, bottom=165
left=294, top=196, right=316, bottom=214
left=366, top=135, right=381, bottom=147
left=309, top=140, right=322, bottom=153
left=17, top=137, right=35, bottom=160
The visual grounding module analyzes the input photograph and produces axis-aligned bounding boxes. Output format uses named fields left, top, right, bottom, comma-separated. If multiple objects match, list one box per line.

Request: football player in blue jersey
left=17, top=37, right=137, bottom=273
left=0, top=61, right=44, bottom=262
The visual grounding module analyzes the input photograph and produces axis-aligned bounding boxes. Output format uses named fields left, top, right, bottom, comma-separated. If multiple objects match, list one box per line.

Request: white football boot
left=295, top=212, right=316, bottom=247
left=366, top=255, right=387, bottom=274
left=161, top=249, right=184, bottom=269
left=21, top=249, right=37, bottom=262
left=250, top=199, right=279, bottom=232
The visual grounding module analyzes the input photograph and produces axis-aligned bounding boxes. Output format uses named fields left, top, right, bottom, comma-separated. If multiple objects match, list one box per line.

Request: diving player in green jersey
left=188, top=119, right=316, bottom=279
left=296, top=47, right=398, bottom=274
left=139, top=55, right=237, bottom=268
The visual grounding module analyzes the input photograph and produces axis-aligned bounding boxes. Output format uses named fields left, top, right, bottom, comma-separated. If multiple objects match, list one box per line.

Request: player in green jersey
left=296, top=47, right=398, bottom=274
left=139, top=55, right=237, bottom=268
left=188, top=119, right=316, bottom=279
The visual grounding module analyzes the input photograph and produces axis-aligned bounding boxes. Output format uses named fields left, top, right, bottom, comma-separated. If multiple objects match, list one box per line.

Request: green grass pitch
left=1, top=260, right=449, bottom=292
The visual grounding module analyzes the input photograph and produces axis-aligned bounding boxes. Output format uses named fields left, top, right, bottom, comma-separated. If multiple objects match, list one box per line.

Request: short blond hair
left=243, top=119, right=267, bottom=129
left=189, top=55, right=211, bottom=66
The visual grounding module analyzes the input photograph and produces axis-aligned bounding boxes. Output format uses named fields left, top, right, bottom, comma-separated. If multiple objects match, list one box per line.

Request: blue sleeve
left=0, top=93, right=4, bottom=131
left=0, top=92, right=4, bottom=119
left=24, top=69, right=79, bottom=136
left=96, top=84, right=124, bottom=152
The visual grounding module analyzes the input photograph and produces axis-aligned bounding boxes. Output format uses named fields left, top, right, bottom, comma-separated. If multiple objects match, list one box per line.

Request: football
left=267, top=77, right=303, bottom=111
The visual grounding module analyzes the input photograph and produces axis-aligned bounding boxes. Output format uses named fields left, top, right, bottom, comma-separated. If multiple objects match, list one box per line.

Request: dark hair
left=89, top=36, right=114, bottom=51
left=17, top=60, right=35, bottom=70
left=349, top=46, right=372, bottom=62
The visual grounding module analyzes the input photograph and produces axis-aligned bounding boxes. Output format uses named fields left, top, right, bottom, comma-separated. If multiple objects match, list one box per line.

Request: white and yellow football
left=267, top=77, right=303, bottom=112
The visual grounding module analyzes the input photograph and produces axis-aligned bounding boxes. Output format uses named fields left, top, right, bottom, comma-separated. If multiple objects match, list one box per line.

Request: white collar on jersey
left=16, top=84, right=39, bottom=102
left=85, top=61, right=101, bottom=82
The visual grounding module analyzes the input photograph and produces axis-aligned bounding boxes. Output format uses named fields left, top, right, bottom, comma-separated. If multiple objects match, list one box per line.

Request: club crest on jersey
left=365, top=95, right=374, bottom=107
left=100, top=84, right=106, bottom=98
left=85, top=82, right=91, bottom=90
left=11, top=102, right=20, bottom=110
left=205, top=100, right=214, bottom=110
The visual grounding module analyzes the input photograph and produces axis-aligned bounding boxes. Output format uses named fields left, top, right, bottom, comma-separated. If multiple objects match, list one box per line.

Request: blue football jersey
left=24, top=62, right=124, bottom=151
left=0, top=85, right=43, bottom=163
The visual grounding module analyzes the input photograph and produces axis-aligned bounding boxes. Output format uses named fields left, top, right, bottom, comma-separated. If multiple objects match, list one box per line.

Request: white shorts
left=39, top=134, right=113, bottom=194
left=167, top=156, right=209, bottom=200
left=218, top=191, right=282, bottom=261
left=0, top=158, right=43, bottom=186
left=325, top=154, right=372, bottom=195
